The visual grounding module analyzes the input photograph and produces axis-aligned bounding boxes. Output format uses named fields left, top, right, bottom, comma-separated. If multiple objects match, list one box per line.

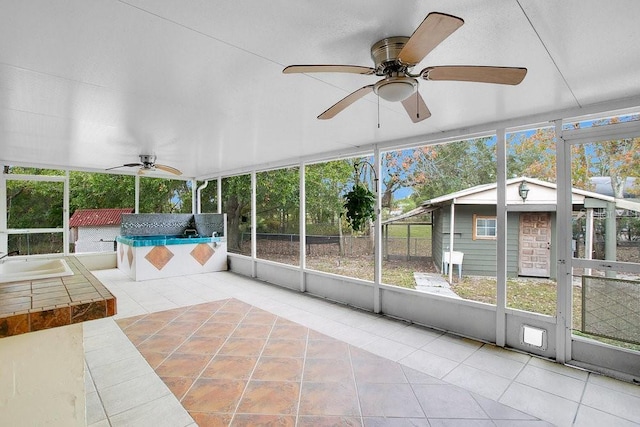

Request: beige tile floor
left=84, top=269, right=640, bottom=426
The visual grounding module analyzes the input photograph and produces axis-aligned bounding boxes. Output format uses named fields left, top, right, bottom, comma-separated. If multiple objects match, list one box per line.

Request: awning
left=381, top=206, right=438, bottom=225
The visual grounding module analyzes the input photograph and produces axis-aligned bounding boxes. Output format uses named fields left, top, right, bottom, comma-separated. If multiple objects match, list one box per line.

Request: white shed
left=69, top=208, right=133, bottom=253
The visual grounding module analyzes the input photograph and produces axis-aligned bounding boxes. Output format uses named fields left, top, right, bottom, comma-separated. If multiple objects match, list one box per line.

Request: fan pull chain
left=377, top=95, right=380, bottom=128
left=416, top=93, right=420, bottom=119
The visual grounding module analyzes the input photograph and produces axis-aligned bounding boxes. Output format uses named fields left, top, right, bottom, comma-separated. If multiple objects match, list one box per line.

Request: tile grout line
left=494, top=345, right=531, bottom=403
left=493, top=354, right=588, bottom=425
left=401, top=355, right=429, bottom=420
left=227, top=308, right=280, bottom=425
left=293, top=325, right=310, bottom=427
left=347, top=345, right=366, bottom=425
left=84, top=325, right=119, bottom=427
left=573, top=370, right=592, bottom=425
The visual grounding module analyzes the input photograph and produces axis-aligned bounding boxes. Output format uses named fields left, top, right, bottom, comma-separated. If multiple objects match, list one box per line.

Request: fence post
left=406, top=224, right=410, bottom=261
left=384, top=224, right=388, bottom=260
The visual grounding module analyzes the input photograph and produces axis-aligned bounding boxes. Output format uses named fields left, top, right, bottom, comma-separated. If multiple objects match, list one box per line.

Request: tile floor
left=84, top=269, right=640, bottom=426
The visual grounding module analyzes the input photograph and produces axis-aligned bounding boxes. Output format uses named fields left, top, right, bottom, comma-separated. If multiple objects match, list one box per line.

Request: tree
left=221, top=175, right=251, bottom=252
left=5, top=167, right=65, bottom=253
left=70, top=171, right=192, bottom=214
left=507, top=128, right=557, bottom=182
left=589, top=117, right=640, bottom=198
left=69, top=172, right=135, bottom=212
left=256, top=168, right=299, bottom=234
left=305, top=160, right=354, bottom=235
left=407, top=138, right=497, bottom=202
left=381, top=150, right=411, bottom=209
left=197, top=180, right=218, bottom=213
left=5, top=167, right=64, bottom=229
left=7, top=180, right=63, bottom=228
left=139, top=177, right=192, bottom=214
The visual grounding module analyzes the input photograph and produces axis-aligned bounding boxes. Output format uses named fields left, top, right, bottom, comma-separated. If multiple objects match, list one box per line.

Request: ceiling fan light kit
left=283, top=12, right=527, bottom=122
left=373, top=76, right=417, bottom=102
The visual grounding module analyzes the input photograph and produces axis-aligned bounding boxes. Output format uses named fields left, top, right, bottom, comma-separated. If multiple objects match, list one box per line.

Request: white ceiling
left=1, top=1, right=640, bottom=179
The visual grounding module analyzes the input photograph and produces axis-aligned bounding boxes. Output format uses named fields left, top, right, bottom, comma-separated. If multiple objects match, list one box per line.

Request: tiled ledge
left=0, top=256, right=116, bottom=338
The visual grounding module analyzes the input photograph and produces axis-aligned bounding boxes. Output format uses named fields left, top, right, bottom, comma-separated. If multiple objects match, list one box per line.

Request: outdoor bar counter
left=116, top=213, right=227, bottom=281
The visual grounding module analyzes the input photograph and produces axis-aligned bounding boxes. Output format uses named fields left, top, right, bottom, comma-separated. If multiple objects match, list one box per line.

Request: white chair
left=442, top=251, right=464, bottom=277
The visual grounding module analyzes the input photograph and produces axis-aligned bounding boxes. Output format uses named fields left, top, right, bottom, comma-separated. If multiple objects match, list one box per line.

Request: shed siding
left=435, top=205, right=520, bottom=277
left=74, top=225, right=120, bottom=253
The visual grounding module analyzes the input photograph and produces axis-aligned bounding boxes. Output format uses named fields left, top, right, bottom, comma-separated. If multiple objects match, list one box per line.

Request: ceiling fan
left=283, top=12, right=527, bottom=122
left=106, top=154, right=182, bottom=175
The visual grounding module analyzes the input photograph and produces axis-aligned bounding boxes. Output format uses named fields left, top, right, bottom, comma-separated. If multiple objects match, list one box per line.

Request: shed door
left=519, top=213, right=551, bottom=277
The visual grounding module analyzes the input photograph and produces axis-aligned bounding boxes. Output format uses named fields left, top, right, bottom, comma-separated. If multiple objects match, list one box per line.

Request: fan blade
left=105, top=162, right=142, bottom=171
left=422, top=66, right=527, bottom=85
left=318, top=85, right=375, bottom=120
left=398, top=12, right=464, bottom=65
left=155, top=164, right=183, bottom=175
left=283, top=65, right=375, bottom=75
left=401, top=92, right=431, bottom=123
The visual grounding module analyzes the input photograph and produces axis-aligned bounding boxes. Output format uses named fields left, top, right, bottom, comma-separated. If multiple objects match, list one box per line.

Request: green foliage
left=343, top=184, right=375, bottom=233
left=404, top=138, right=497, bottom=203
left=70, top=171, right=192, bottom=214
left=305, top=161, right=354, bottom=228
left=306, top=223, right=340, bottom=236
left=6, top=180, right=64, bottom=228
left=140, top=177, right=192, bottom=213
left=507, top=128, right=556, bottom=181
left=256, top=168, right=299, bottom=234
left=197, top=180, right=218, bottom=213
left=222, top=175, right=252, bottom=252
left=5, top=166, right=64, bottom=176
left=70, top=171, right=135, bottom=212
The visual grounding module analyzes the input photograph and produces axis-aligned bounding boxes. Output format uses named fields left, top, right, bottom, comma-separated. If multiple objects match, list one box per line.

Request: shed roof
left=69, top=208, right=133, bottom=228
left=421, top=177, right=615, bottom=206
left=384, top=177, right=640, bottom=224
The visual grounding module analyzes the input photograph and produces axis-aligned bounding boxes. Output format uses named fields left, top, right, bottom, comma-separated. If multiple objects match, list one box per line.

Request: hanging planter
left=343, top=184, right=376, bottom=232
left=343, top=161, right=377, bottom=233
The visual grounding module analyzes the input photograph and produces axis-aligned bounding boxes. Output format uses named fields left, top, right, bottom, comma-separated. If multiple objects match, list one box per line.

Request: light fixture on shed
left=519, top=181, right=530, bottom=202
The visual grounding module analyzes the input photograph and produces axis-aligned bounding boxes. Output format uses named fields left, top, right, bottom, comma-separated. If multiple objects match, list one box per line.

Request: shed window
left=473, top=215, right=496, bottom=240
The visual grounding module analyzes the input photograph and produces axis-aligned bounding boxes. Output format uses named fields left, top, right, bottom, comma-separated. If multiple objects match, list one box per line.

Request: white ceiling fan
left=283, top=12, right=527, bottom=122
left=106, top=154, right=182, bottom=175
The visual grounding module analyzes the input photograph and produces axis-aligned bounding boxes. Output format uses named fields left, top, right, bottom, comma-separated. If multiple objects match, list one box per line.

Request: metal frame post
left=496, top=129, right=507, bottom=347
left=299, top=162, right=306, bottom=292
left=374, top=146, right=382, bottom=313
left=555, top=119, right=572, bottom=363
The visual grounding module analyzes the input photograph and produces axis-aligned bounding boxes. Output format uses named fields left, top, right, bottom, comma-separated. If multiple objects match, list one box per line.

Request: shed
left=393, top=177, right=638, bottom=280
left=69, top=208, right=133, bottom=253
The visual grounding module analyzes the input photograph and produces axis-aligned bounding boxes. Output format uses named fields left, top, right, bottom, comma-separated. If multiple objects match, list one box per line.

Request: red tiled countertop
left=0, top=256, right=116, bottom=338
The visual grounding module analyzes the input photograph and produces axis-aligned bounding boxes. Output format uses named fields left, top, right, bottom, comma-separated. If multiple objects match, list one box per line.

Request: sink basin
left=0, top=258, right=74, bottom=283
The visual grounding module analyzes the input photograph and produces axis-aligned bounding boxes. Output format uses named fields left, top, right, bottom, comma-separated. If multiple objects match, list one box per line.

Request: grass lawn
left=305, top=255, right=426, bottom=289
left=385, top=223, right=431, bottom=238
left=451, top=276, right=581, bottom=320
